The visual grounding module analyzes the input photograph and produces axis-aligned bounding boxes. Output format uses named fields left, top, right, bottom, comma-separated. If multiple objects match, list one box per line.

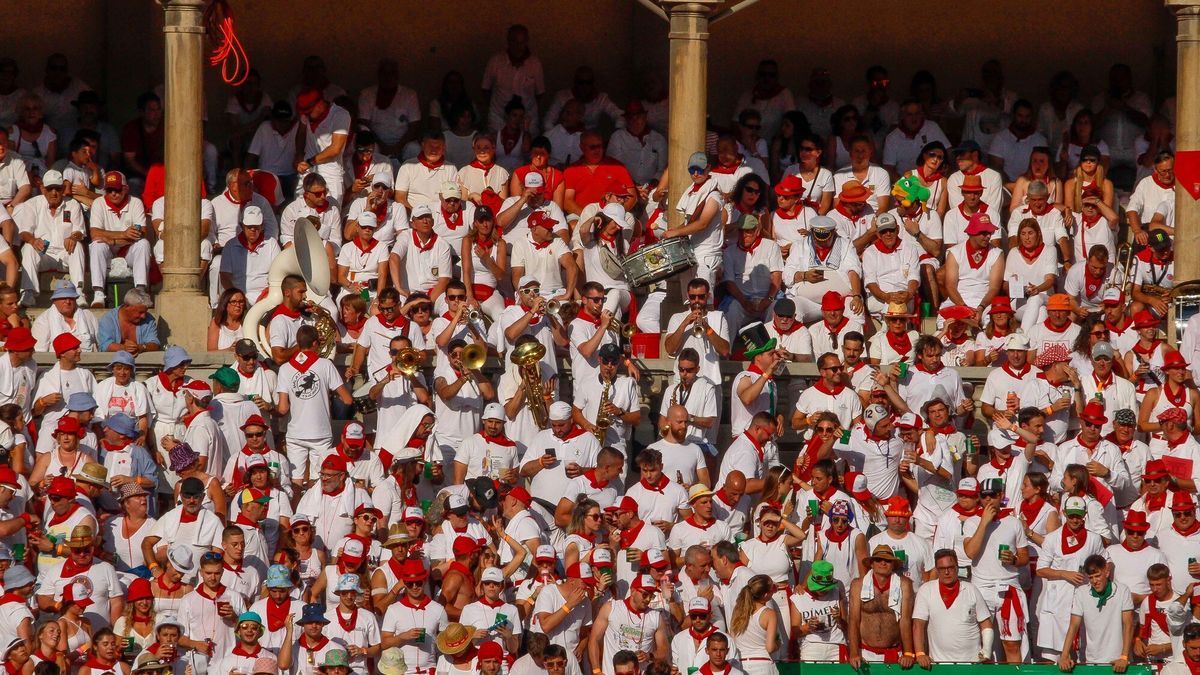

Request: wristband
left=914, top=652, right=926, bottom=657
left=903, top=652, right=915, bottom=657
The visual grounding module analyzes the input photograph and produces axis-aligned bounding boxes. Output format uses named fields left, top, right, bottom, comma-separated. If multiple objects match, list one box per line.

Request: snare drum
left=622, top=238, right=696, bottom=287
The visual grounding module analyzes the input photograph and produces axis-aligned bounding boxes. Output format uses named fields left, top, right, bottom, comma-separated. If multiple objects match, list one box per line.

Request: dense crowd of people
left=0, top=20, right=1196, bottom=675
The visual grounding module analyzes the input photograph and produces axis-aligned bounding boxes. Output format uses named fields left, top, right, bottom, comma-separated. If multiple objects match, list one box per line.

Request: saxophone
left=594, top=376, right=613, bottom=444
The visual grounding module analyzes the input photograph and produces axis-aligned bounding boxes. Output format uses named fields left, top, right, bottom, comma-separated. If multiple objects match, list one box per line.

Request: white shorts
left=978, top=581, right=1029, bottom=641
left=286, top=436, right=332, bottom=482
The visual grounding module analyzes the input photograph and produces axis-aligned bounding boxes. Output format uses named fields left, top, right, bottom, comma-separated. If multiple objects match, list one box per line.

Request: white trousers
left=90, top=239, right=151, bottom=288
left=20, top=242, right=84, bottom=297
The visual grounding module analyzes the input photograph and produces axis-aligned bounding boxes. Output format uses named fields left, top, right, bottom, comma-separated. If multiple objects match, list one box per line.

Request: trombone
left=394, top=348, right=424, bottom=376
left=461, top=343, right=487, bottom=371
left=609, top=318, right=636, bottom=339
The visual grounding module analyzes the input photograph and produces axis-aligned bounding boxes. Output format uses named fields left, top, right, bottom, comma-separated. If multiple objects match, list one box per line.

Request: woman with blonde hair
left=460, top=206, right=508, bottom=322
left=1063, top=144, right=1116, bottom=213
left=561, top=497, right=606, bottom=570
left=729, top=574, right=780, bottom=675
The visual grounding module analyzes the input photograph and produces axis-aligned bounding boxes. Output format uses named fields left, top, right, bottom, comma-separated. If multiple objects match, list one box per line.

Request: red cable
left=204, top=0, right=250, bottom=87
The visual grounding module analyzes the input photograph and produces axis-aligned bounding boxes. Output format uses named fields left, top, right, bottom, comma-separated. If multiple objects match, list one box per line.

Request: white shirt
left=392, top=231, right=453, bottom=295
left=280, top=197, right=344, bottom=248
left=32, top=306, right=99, bottom=353
left=358, top=85, right=421, bottom=146
left=220, top=236, right=281, bottom=301
left=481, top=52, right=545, bottom=132
left=1127, top=174, right=1175, bottom=223
left=947, top=168, right=1005, bottom=214
left=209, top=191, right=279, bottom=245
left=722, top=237, right=784, bottom=299
left=1070, top=581, right=1134, bottom=663
left=247, top=120, right=301, bottom=176
left=510, top=235, right=570, bottom=295
left=607, top=128, right=667, bottom=185
left=912, top=580, right=990, bottom=661
left=13, top=195, right=85, bottom=248
left=794, top=382, right=862, bottom=429
left=656, top=378, right=720, bottom=448
left=395, top=159, right=459, bottom=207
left=989, top=129, right=1050, bottom=181
left=275, top=352, right=344, bottom=441
left=882, top=121, right=951, bottom=174
left=89, top=195, right=147, bottom=234
left=674, top=181, right=725, bottom=258
left=665, top=311, right=729, bottom=386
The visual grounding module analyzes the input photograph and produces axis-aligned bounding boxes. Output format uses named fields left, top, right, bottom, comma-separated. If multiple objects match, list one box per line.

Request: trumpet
left=466, top=308, right=484, bottom=323
left=394, top=348, right=424, bottom=376
left=691, top=312, right=708, bottom=336
left=461, top=343, right=487, bottom=371
left=609, top=318, right=636, bottom=339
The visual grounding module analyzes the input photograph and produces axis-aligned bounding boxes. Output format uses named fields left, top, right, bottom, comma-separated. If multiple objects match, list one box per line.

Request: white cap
left=242, top=205, right=265, bottom=226
left=403, top=506, right=426, bottom=522
left=41, top=170, right=64, bottom=187
left=850, top=473, right=869, bottom=494
left=687, top=597, right=711, bottom=614
left=523, top=172, right=545, bottom=189
left=895, top=412, right=921, bottom=429
left=600, top=203, right=627, bottom=223
left=592, top=548, right=613, bottom=565
left=1004, top=333, right=1031, bottom=350
left=1063, top=495, right=1088, bottom=515
left=447, top=493, right=468, bottom=510
left=482, top=403, right=505, bottom=421
left=862, top=404, right=891, bottom=432
left=956, top=477, right=980, bottom=494
left=535, top=544, right=557, bottom=562
left=987, top=427, right=1017, bottom=450
left=372, top=173, right=394, bottom=189
left=480, top=567, right=504, bottom=584
left=411, top=204, right=433, bottom=219
left=518, top=274, right=539, bottom=288
left=343, top=421, right=365, bottom=442
left=548, top=401, right=573, bottom=421
left=342, top=537, right=366, bottom=560
left=440, top=181, right=461, bottom=199
left=357, top=211, right=379, bottom=229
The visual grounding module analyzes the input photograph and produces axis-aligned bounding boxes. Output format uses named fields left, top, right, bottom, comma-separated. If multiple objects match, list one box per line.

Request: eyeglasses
left=816, top=426, right=837, bottom=433
left=1176, top=510, right=1196, bottom=517
left=1091, top=331, right=1109, bottom=337
left=760, top=520, right=781, bottom=527
left=42, top=185, right=64, bottom=192
left=1081, top=420, right=1100, bottom=428
left=446, top=295, right=467, bottom=301
left=358, top=514, right=378, bottom=522
left=379, top=304, right=399, bottom=313
left=291, top=526, right=312, bottom=533
left=585, top=296, right=604, bottom=302
left=585, top=513, right=601, bottom=521
left=413, top=305, right=432, bottom=313
left=104, top=188, right=122, bottom=194
left=245, top=431, right=265, bottom=438
left=319, top=472, right=345, bottom=480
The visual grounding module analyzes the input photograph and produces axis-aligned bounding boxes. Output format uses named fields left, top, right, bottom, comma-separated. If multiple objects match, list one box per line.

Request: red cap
left=398, top=559, right=429, bottom=582
left=1157, top=407, right=1189, bottom=425
left=52, top=332, right=82, bottom=356
left=4, top=328, right=34, bottom=352
left=0, top=466, right=18, bottom=490
left=321, top=455, right=348, bottom=473
left=528, top=211, right=554, bottom=230
left=1171, top=491, right=1196, bottom=512
left=478, top=642, right=504, bottom=661
left=844, top=471, right=872, bottom=501
left=624, top=100, right=647, bottom=117
left=354, top=504, right=383, bottom=520
left=1034, top=344, right=1071, bottom=369
left=1080, top=401, right=1108, bottom=426
left=1163, top=351, right=1190, bottom=370
left=506, top=486, right=532, bottom=507
left=62, top=581, right=93, bottom=608
left=989, top=297, right=1014, bottom=315
left=565, top=562, right=598, bottom=585
left=964, top=212, right=997, bottom=235
left=884, top=496, right=912, bottom=517
left=938, top=305, right=974, bottom=322
left=1134, top=310, right=1160, bottom=329
left=1103, top=290, right=1126, bottom=306
left=295, top=87, right=323, bottom=114
left=1143, top=459, right=1170, bottom=480
left=453, top=535, right=482, bottom=558
left=1123, top=510, right=1151, bottom=533
left=838, top=180, right=871, bottom=203
left=821, top=291, right=844, bottom=311
left=960, top=175, right=984, bottom=193
left=774, top=174, right=804, bottom=197
left=48, top=476, right=76, bottom=498
left=639, top=548, right=669, bottom=569
left=604, top=496, right=638, bottom=514
left=342, top=422, right=366, bottom=446
left=55, top=416, right=82, bottom=436
left=103, top=170, right=127, bottom=190
left=240, top=415, right=268, bottom=431
left=126, top=577, right=152, bottom=602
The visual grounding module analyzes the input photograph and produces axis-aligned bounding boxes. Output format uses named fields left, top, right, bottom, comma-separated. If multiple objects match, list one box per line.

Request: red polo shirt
left=564, top=157, right=634, bottom=208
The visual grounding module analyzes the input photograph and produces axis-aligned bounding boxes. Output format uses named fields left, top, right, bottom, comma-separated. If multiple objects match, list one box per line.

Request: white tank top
left=602, top=600, right=662, bottom=675
left=734, top=605, right=773, bottom=660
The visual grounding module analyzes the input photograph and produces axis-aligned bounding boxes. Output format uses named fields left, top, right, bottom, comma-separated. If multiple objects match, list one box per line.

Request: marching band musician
left=459, top=206, right=508, bottom=322
left=575, top=202, right=633, bottom=319
left=266, top=274, right=316, bottom=365
left=657, top=348, right=721, bottom=456
left=429, top=280, right=489, bottom=368
left=433, top=338, right=497, bottom=472
left=665, top=278, right=731, bottom=385
left=346, top=288, right=413, bottom=384
left=499, top=276, right=568, bottom=379
left=572, top=342, right=641, bottom=457
left=1130, top=230, right=1175, bottom=318
left=568, top=281, right=620, bottom=402
left=662, top=151, right=725, bottom=299
left=367, top=335, right=432, bottom=436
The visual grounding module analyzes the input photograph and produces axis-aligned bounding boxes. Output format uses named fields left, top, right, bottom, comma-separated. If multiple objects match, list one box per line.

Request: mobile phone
left=545, top=448, right=557, bottom=459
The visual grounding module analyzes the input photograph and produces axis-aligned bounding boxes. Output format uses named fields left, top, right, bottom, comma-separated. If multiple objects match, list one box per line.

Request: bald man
left=563, top=131, right=637, bottom=216
left=711, top=470, right=749, bottom=535
left=647, top=404, right=711, bottom=488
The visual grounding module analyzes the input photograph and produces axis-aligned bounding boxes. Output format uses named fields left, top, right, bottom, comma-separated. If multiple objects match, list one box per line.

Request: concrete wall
left=2, top=1, right=1177, bottom=137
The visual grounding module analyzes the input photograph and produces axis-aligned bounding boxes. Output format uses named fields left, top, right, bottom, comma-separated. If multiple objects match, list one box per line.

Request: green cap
left=210, top=365, right=240, bottom=390
left=320, top=649, right=351, bottom=670
left=807, top=560, right=837, bottom=593
left=738, top=214, right=760, bottom=231
left=236, top=611, right=262, bottom=626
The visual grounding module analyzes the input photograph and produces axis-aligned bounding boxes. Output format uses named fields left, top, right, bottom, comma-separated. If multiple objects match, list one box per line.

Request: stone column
left=1171, top=1, right=1200, bottom=283
left=158, top=0, right=209, bottom=351
left=662, top=0, right=721, bottom=227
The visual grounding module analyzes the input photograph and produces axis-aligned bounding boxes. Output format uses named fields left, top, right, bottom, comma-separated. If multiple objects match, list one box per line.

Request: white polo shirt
left=431, top=201, right=476, bottom=257
left=607, top=128, right=667, bottom=185
left=979, top=363, right=1036, bottom=412
left=209, top=191, right=279, bottom=245
left=728, top=368, right=777, bottom=437
left=0, top=155, right=29, bottom=203
left=247, top=120, right=301, bottom=176
left=510, top=235, right=570, bottom=295
left=575, top=374, right=639, bottom=453
left=346, top=197, right=408, bottom=248
left=395, top=158, right=458, bottom=207
left=568, top=313, right=617, bottom=393
left=220, top=236, right=281, bottom=302
left=13, top=195, right=85, bottom=247
left=1127, top=174, right=1175, bottom=223
left=456, top=432, right=519, bottom=481
left=432, top=361, right=484, bottom=442
left=989, top=129, right=1049, bottom=181
left=722, top=237, right=784, bottom=299
left=337, top=238, right=389, bottom=286
left=498, top=199, right=568, bottom=245
left=391, top=231, right=453, bottom=295
left=833, top=166, right=892, bottom=204
left=280, top=197, right=344, bottom=248
left=1007, top=205, right=1068, bottom=245
left=674, top=181, right=725, bottom=258
left=899, top=364, right=967, bottom=413
left=624, top=476, right=690, bottom=525
left=381, top=597, right=450, bottom=673
left=863, top=240, right=921, bottom=312
left=828, top=204, right=876, bottom=242
left=942, top=203, right=996, bottom=247
left=302, top=103, right=351, bottom=189
left=519, top=428, right=601, bottom=507
left=89, top=195, right=147, bottom=234
left=882, top=121, right=951, bottom=174
left=946, top=242, right=1003, bottom=307
left=667, top=516, right=733, bottom=551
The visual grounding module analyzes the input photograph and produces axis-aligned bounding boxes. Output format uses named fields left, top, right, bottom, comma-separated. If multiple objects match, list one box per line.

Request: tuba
left=242, top=216, right=333, bottom=357
left=510, top=341, right=549, bottom=430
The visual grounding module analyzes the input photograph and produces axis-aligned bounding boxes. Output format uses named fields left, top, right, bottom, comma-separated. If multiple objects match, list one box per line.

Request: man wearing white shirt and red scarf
left=809, top=292, right=856, bottom=357
left=160, top=380, right=227, bottom=478
left=519, top=402, right=601, bottom=525
left=793, top=352, right=863, bottom=431
left=717, top=413, right=775, bottom=495
left=669, top=486, right=734, bottom=559
left=380, top=559, right=449, bottom=674
left=1051, top=402, right=1132, bottom=500
left=1024, top=344, right=1083, bottom=444
left=294, top=454, right=371, bottom=551
left=389, top=204, right=452, bottom=303
left=610, top=499, right=668, bottom=598
left=395, top=130, right=458, bottom=210
left=280, top=173, right=343, bottom=252
left=275, top=326, right=353, bottom=486
left=765, top=298, right=812, bottom=360
left=432, top=182, right=475, bottom=258
left=87, top=170, right=150, bottom=307
left=622, top=450, right=690, bottom=527
left=1149, top=408, right=1200, bottom=492
left=555, top=447, right=625, bottom=524
left=898, top=336, right=969, bottom=417
left=729, top=324, right=782, bottom=436
left=979, top=335, right=1036, bottom=418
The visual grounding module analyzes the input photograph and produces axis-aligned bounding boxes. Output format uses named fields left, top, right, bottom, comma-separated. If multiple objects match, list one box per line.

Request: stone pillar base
left=155, top=287, right=210, bottom=348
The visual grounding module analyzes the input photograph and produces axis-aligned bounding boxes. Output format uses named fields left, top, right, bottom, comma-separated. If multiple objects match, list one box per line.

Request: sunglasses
left=358, top=514, right=378, bottom=522
left=412, top=305, right=432, bottom=313
left=743, top=187, right=761, bottom=194
left=687, top=167, right=706, bottom=176
left=816, top=426, right=837, bottom=433
left=687, top=293, right=707, bottom=300
left=291, top=526, right=312, bottom=533
left=760, top=520, right=781, bottom=527
left=404, top=580, right=424, bottom=588
left=446, top=295, right=467, bottom=301
left=585, top=513, right=601, bottom=520
left=379, top=305, right=399, bottom=313
left=201, top=552, right=224, bottom=562
left=520, top=288, right=541, bottom=295
left=245, top=431, right=265, bottom=438
left=585, top=296, right=604, bottom=302
left=50, top=495, right=70, bottom=502
left=678, top=366, right=698, bottom=374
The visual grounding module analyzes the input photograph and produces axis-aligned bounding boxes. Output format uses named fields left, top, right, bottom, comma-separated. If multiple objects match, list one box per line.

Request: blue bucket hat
left=265, top=564, right=293, bottom=589
left=107, top=351, right=136, bottom=371
left=104, top=413, right=138, bottom=439
left=299, top=603, right=329, bottom=625
left=50, top=280, right=79, bottom=301
left=162, top=345, right=192, bottom=370
left=67, top=392, right=98, bottom=412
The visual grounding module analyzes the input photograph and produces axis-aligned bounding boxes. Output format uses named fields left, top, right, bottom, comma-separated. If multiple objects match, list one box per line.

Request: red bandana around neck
left=288, top=350, right=320, bottom=373
left=418, top=153, right=444, bottom=170
left=938, top=580, right=961, bottom=608
left=1061, top=525, right=1088, bottom=554
left=1018, top=242, right=1044, bottom=263
left=885, top=330, right=912, bottom=357
left=964, top=240, right=988, bottom=269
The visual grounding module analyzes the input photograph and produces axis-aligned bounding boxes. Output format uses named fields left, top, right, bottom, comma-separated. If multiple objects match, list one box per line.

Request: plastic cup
left=807, top=500, right=819, bottom=517
left=420, top=499, right=432, bottom=514
left=897, top=362, right=909, bottom=378
left=921, top=302, right=932, bottom=318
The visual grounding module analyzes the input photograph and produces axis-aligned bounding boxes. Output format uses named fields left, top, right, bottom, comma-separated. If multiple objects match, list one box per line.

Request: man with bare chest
left=848, top=545, right=915, bottom=668
left=440, top=535, right=481, bottom=621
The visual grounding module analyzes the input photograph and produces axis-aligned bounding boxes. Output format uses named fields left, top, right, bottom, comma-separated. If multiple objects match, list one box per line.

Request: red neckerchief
left=953, top=503, right=981, bottom=517
left=335, top=606, right=358, bottom=632
left=157, top=372, right=183, bottom=393
left=685, top=515, right=715, bottom=531
left=441, top=204, right=463, bottom=230
left=47, top=502, right=81, bottom=527
left=1105, top=317, right=1130, bottom=336
left=371, top=199, right=389, bottom=219
left=640, top=474, right=669, bottom=493
left=231, top=643, right=263, bottom=658
left=824, top=525, right=851, bottom=546
left=932, top=423, right=956, bottom=435
left=469, top=158, right=496, bottom=175
left=1132, top=340, right=1162, bottom=357
left=917, top=166, right=944, bottom=183
left=710, top=160, right=742, bottom=175
left=938, top=580, right=961, bottom=608
left=398, top=593, right=432, bottom=610
left=574, top=310, right=601, bottom=327
left=619, top=520, right=646, bottom=549
left=1144, top=492, right=1168, bottom=512
left=1082, top=267, right=1105, bottom=298
left=477, top=595, right=505, bottom=608
left=103, top=193, right=128, bottom=217
left=742, top=432, right=767, bottom=461
left=582, top=469, right=609, bottom=489
left=223, top=189, right=250, bottom=206
left=412, top=229, right=437, bottom=252
left=738, top=235, right=762, bottom=254
left=530, top=234, right=553, bottom=251
left=1154, top=173, right=1176, bottom=190
left=823, top=316, right=849, bottom=335
left=834, top=203, right=863, bottom=222
left=179, top=508, right=199, bottom=524
left=482, top=431, right=515, bottom=447
left=700, top=663, right=733, bottom=675
left=350, top=235, right=379, bottom=255
left=235, top=512, right=260, bottom=530
left=323, top=481, right=345, bottom=498
left=874, top=237, right=899, bottom=254
left=962, top=164, right=986, bottom=178
left=946, top=331, right=970, bottom=346
left=813, top=379, right=845, bottom=396
left=812, top=240, right=834, bottom=262
left=689, top=624, right=718, bottom=643
left=353, top=156, right=371, bottom=180
left=1167, top=430, right=1190, bottom=450
left=1076, top=433, right=1101, bottom=452
left=306, top=105, right=329, bottom=132
left=342, top=314, right=367, bottom=334
left=915, top=361, right=943, bottom=375
left=298, top=634, right=330, bottom=652
left=84, top=656, right=118, bottom=670
left=1141, top=594, right=1172, bottom=640
left=1019, top=497, right=1045, bottom=525
left=1184, top=654, right=1200, bottom=675
left=1121, top=537, right=1146, bottom=552
left=182, top=410, right=206, bottom=429
left=1043, top=319, right=1071, bottom=334
left=271, top=303, right=302, bottom=320
left=964, top=240, right=988, bottom=269
left=195, top=583, right=226, bottom=601
left=1017, top=242, right=1044, bottom=264
left=1175, top=518, right=1200, bottom=538
left=157, top=574, right=182, bottom=593
left=623, top=598, right=645, bottom=621
left=872, top=573, right=891, bottom=596
left=377, top=310, right=407, bottom=331
left=775, top=205, right=799, bottom=220
left=560, top=425, right=589, bottom=441
left=990, top=451, right=1013, bottom=472
left=235, top=230, right=269, bottom=254
left=1061, top=525, right=1087, bottom=554
left=885, top=330, right=912, bottom=357
left=1165, top=381, right=1189, bottom=407
left=223, top=558, right=244, bottom=574
left=288, top=350, right=320, bottom=374
left=417, top=153, right=444, bottom=170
